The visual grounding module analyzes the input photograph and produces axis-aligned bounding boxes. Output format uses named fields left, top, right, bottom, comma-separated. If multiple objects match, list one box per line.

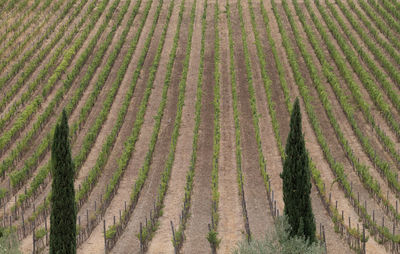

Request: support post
left=140, top=222, right=143, bottom=253
left=22, top=212, right=25, bottom=237
left=32, top=221, right=35, bottom=254
left=103, top=220, right=106, bottom=254
left=45, top=218, right=48, bottom=246
left=171, top=221, right=177, bottom=254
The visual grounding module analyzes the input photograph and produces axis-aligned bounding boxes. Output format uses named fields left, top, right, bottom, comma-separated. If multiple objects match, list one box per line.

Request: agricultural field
left=0, top=0, right=400, bottom=253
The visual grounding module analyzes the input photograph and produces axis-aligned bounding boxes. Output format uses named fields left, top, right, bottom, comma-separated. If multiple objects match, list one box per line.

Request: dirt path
left=304, top=1, right=400, bottom=175
left=180, top=2, right=214, bottom=253
left=109, top=2, right=191, bottom=253
left=78, top=0, right=185, bottom=252
left=285, top=0, right=399, bottom=230
left=326, top=0, right=400, bottom=166
left=3, top=0, right=127, bottom=236
left=75, top=0, right=170, bottom=232
left=363, top=0, right=400, bottom=39
left=0, top=0, right=34, bottom=37
left=0, top=0, right=69, bottom=76
left=216, top=1, right=246, bottom=251
left=260, top=1, right=380, bottom=252
left=0, top=0, right=119, bottom=217
left=0, top=0, right=53, bottom=60
left=146, top=0, right=203, bottom=252
left=305, top=0, right=400, bottom=230
left=328, top=0, right=400, bottom=122
left=0, top=0, right=115, bottom=214
left=349, top=0, right=400, bottom=64
left=0, top=0, right=96, bottom=157
left=285, top=1, right=397, bottom=251
left=241, top=0, right=285, bottom=215
left=254, top=2, right=291, bottom=214
left=275, top=2, right=387, bottom=252
left=71, top=0, right=155, bottom=186
left=229, top=0, right=274, bottom=239
left=340, top=0, right=400, bottom=145
left=18, top=0, right=156, bottom=250
left=0, top=0, right=85, bottom=101
left=338, top=0, right=400, bottom=74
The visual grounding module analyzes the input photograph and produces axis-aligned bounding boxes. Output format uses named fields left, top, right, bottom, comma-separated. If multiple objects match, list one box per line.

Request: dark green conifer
left=280, top=98, right=316, bottom=243
left=50, top=110, right=76, bottom=254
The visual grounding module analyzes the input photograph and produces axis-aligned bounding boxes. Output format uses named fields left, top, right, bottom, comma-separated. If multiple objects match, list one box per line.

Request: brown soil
left=365, top=0, right=400, bottom=39
left=230, top=0, right=274, bottom=239
left=305, top=1, right=400, bottom=174
left=0, top=0, right=41, bottom=37
left=109, top=2, right=190, bottom=253
left=3, top=0, right=399, bottom=253
left=348, top=0, right=400, bottom=64
left=0, top=0, right=84, bottom=97
left=0, top=0, right=96, bottom=155
left=6, top=0, right=130, bottom=245
left=18, top=0, right=158, bottom=250
left=241, top=0, right=286, bottom=214
left=75, top=0, right=172, bottom=237
left=0, top=0, right=117, bottom=211
left=217, top=0, right=246, bottom=251
left=0, top=0, right=52, bottom=60
left=78, top=0, right=185, bottom=252
left=304, top=0, right=399, bottom=229
left=261, top=1, right=381, bottom=252
left=146, top=0, right=203, bottom=252
left=180, top=1, right=214, bottom=252
left=328, top=0, right=400, bottom=164
left=278, top=2, right=388, bottom=252
left=327, top=0, right=400, bottom=122
left=0, top=1, right=114, bottom=225
left=288, top=0, right=399, bottom=224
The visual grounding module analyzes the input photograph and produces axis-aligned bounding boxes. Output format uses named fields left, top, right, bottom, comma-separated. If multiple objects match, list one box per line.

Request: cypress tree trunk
left=280, top=98, right=316, bottom=243
left=50, top=110, right=76, bottom=254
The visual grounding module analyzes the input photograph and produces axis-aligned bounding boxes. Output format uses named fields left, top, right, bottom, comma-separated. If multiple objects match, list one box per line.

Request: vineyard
left=0, top=0, right=400, bottom=253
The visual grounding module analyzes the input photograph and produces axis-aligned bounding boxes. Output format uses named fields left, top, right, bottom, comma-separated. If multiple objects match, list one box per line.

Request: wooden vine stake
left=32, top=221, right=35, bottom=254
left=140, top=222, right=143, bottom=253
left=170, top=220, right=177, bottom=254
left=362, top=225, right=366, bottom=254
left=103, top=220, right=106, bottom=254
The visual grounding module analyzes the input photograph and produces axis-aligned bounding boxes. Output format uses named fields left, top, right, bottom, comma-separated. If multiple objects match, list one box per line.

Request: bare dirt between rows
left=16, top=0, right=139, bottom=250
left=260, top=1, right=371, bottom=252
left=146, top=0, right=203, bottom=252
left=0, top=0, right=97, bottom=162
left=0, top=0, right=121, bottom=224
left=180, top=2, right=214, bottom=252
left=328, top=0, right=400, bottom=124
left=0, top=0, right=87, bottom=113
left=110, top=1, right=189, bottom=253
left=217, top=0, right=246, bottom=251
left=0, top=0, right=51, bottom=60
left=277, top=2, right=387, bottom=252
left=230, top=0, right=274, bottom=239
left=241, top=0, right=285, bottom=217
left=327, top=0, right=400, bottom=167
left=74, top=0, right=172, bottom=241
left=286, top=0, right=398, bottom=230
left=78, top=0, right=185, bottom=252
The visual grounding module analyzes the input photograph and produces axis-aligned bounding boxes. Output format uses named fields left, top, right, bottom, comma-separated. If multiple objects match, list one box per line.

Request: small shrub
left=207, top=229, right=221, bottom=250
left=233, top=216, right=324, bottom=254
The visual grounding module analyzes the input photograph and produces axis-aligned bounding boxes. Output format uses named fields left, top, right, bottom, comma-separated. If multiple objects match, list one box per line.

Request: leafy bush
left=233, top=216, right=324, bottom=254
left=207, top=229, right=221, bottom=250
left=0, top=231, right=21, bottom=254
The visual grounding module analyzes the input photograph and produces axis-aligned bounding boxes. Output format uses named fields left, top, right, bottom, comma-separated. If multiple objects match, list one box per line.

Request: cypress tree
left=280, top=98, right=316, bottom=243
left=50, top=110, right=76, bottom=254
